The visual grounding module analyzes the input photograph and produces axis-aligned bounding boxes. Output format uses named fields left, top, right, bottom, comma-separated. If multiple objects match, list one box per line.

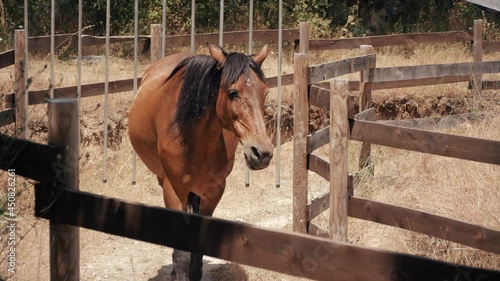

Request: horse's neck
left=191, top=112, right=226, bottom=155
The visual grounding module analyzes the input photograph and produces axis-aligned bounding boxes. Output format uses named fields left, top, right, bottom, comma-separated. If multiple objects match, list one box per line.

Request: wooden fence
left=1, top=97, right=500, bottom=281
left=292, top=33, right=500, bottom=260
left=2, top=20, right=500, bottom=135
left=0, top=28, right=300, bottom=69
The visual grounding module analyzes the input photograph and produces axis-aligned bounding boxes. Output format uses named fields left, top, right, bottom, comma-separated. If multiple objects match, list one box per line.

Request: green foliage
left=0, top=0, right=499, bottom=51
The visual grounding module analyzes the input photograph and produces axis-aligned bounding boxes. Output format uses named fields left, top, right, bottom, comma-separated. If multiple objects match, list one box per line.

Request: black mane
left=166, top=50, right=266, bottom=142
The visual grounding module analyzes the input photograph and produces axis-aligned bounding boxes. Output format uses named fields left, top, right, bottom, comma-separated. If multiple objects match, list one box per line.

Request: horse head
left=208, top=43, right=273, bottom=170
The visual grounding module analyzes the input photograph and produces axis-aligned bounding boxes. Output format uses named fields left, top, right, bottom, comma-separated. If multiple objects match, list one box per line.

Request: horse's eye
left=228, top=90, right=239, bottom=101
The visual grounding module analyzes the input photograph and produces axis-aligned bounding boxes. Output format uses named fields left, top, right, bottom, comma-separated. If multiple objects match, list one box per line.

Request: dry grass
left=0, top=42, right=499, bottom=280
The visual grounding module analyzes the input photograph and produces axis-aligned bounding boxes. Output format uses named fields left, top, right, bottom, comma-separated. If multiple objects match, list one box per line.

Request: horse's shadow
left=149, top=260, right=248, bottom=281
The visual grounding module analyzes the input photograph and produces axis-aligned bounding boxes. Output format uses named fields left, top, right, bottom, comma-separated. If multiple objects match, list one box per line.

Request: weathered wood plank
left=2, top=73, right=288, bottom=109
left=349, top=119, right=500, bottom=165
left=299, top=22, right=310, bottom=53
left=0, top=49, right=14, bottom=69
left=328, top=76, right=472, bottom=92
left=309, top=54, right=376, bottom=84
left=483, top=80, right=500, bottom=90
left=308, top=85, right=357, bottom=117
left=349, top=196, right=500, bottom=254
left=354, top=107, right=376, bottom=122
left=307, top=154, right=353, bottom=221
left=472, top=20, right=483, bottom=95
left=379, top=113, right=485, bottom=130
left=358, top=46, right=375, bottom=176
left=366, top=61, right=500, bottom=83
left=3, top=93, right=14, bottom=109
left=329, top=79, right=349, bottom=241
left=34, top=188, right=500, bottom=280
left=28, top=33, right=82, bottom=52
left=293, top=53, right=309, bottom=234
left=308, top=31, right=473, bottom=51
left=307, top=126, right=330, bottom=154
left=47, top=98, right=80, bottom=281
left=14, top=30, right=27, bottom=139
left=267, top=73, right=294, bottom=88
left=26, top=29, right=299, bottom=53
left=308, top=186, right=356, bottom=223
left=27, top=78, right=142, bottom=106
left=357, top=75, right=472, bottom=91
left=307, top=221, right=329, bottom=238
left=150, top=24, right=162, bottom=62
left=0, top=109, right=15, bottom=127
left=307, top=153, right=330, bottom=181
left=484, top=41, right=500, bottom=52
left=0, top=133, right=60, bottom=184
left=170, top=29, right=300, bottom=48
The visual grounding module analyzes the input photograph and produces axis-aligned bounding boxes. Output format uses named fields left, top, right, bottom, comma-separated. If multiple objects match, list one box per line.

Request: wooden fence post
left=48, top=98, right=80, bottom=281
left=293, top=53, right=309, bottom=233
left=14, top=29, right=27, bottom=139
left=299, top=22, right=310, bottom=53
left=359, top=45, right=375, bottom=176
left=473, top=20, right=483, bottom=96
left=150, top=24, right=162, bottom=62
left=329, top=79, right=349, bottom=242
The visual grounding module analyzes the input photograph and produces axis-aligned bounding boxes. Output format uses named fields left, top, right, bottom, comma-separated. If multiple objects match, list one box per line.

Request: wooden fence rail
left=0, top=133, right=60, bottom=184
left=350, top=118, right=500, bottom=165
left=19, top=59, right=498, bottom=124
left=307, top=31, right=473, bottom=51
left=0, top=108, right=15, bottom=127
left=349, top=196, right=500, bottom=254
left=2, top=27, right=498, bottom=70
left=305, top=150, right=500, bottom=254
left=308, top=54, right=376, bottom=84
left=304, top=117, right=500, bottom=165
left=0, top=29, right=299, bottom=70
left=33, top=187, right=500, bottom=281
left=0, top=73, right=294, bottom=111
left=366, top=60, right=500, bottom=83
left=0, top=49, right=14, bottom=69
left=308, top=30, right=500, bottom=53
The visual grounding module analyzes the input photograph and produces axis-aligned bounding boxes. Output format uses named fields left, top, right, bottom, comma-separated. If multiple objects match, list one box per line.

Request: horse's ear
left=253, top=44, right=270, bottom=66
left=207, top=42, right=226, bottom=65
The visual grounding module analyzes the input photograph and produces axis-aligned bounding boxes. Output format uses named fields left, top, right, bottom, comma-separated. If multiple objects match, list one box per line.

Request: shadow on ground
left=150, top=260, right=248, bottom=281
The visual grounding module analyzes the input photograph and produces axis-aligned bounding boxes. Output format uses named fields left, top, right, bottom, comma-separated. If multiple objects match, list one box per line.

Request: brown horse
left=128, top=44, right=273, bottom=281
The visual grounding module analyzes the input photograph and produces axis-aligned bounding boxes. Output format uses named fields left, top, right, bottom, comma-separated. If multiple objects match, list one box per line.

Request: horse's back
left=128, top=52, right=193, bottom=177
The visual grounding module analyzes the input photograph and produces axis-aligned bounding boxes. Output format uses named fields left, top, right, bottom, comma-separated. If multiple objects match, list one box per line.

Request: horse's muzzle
left=244, top=145, right=273, bottom=170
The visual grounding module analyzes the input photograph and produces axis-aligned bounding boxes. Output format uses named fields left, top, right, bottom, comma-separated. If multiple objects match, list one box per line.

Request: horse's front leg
left=188, top=185, right=223, bottom=281
left=161, top=177, right=191, bottom=281
left=187, top=192, right=203, bottom=281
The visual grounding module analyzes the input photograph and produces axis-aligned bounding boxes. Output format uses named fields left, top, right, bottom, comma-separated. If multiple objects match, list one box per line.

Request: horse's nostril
left=251, top=146, right=272, bottom=163
left=251, top=146, right=260, bottom=160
